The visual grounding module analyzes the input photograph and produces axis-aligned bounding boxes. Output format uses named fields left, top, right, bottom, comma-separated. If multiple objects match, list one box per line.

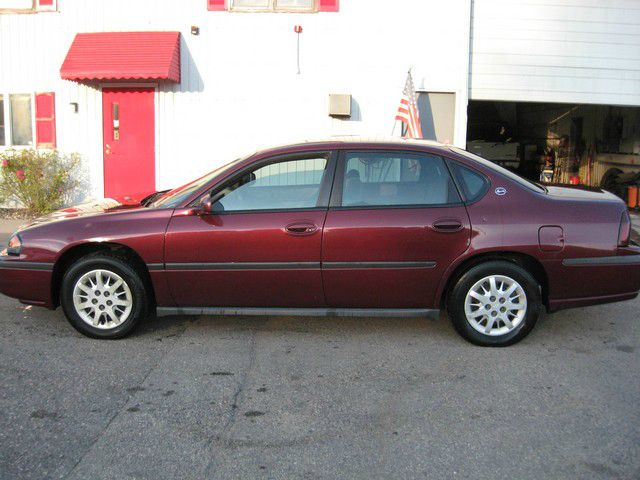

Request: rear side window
left=448, top=162, right=489, bottom=203
left=340, top=152, right=461, bottom=207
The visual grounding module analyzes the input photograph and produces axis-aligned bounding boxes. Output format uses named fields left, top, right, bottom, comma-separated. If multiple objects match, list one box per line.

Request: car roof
left=252, top=136, right=451, bottom=158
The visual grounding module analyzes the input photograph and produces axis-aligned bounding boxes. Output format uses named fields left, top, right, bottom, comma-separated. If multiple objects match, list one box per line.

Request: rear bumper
left=548, top=292, right=638, bottom=312
left=548, top=252, right=640, bottom=312
left=0, top=259, right=54, bottom=308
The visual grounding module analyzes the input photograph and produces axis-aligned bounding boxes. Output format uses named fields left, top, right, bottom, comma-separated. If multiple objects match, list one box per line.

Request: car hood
left=545, top=185, right=621, bottom=202
left=16, top=198, right=144, bottom=232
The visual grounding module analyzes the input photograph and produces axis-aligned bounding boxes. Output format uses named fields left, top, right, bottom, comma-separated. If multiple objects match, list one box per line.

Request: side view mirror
left=195, top=195, right=224, bottom=215
left=197, top=196, right=213, bottom=215
left=192, top=196, right=213, bottom=215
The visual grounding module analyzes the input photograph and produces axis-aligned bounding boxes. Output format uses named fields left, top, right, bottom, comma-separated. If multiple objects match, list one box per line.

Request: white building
left=1, top=0, right=639, bottom=201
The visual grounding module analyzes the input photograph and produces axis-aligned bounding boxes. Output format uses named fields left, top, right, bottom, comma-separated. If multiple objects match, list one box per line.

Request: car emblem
left=495, top=187, right=507, bottom=196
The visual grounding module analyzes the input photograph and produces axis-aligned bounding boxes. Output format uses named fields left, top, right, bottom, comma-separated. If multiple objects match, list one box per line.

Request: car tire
left=447, top=260, right=541, bottom=347
left=60, top=253, right=149, bottom=339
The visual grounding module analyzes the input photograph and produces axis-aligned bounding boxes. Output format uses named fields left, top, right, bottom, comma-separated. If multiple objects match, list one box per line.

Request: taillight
left=618, top=210, right=631, bottom=247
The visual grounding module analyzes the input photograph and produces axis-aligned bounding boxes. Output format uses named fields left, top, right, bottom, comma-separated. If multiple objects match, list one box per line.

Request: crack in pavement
left=63, top=321, right=190, bottom=479
left=203, top=321, right=260, bottom=477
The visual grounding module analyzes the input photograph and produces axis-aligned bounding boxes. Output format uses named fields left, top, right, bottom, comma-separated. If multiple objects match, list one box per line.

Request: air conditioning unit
left=329, top=94, right=352, bottom=118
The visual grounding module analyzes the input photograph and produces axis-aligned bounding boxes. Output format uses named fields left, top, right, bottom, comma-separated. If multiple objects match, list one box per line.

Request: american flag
left=395, top=71, right=423, bottom=139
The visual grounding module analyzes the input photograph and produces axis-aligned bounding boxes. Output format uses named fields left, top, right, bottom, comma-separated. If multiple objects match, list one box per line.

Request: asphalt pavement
left=1, top=287, right=639, bottom=479
left=0, top=219, right=639, bottom=479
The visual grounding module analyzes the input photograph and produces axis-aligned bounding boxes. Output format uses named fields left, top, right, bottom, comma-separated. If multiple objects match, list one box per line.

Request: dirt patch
left=0, top=208, right=37, bottom=220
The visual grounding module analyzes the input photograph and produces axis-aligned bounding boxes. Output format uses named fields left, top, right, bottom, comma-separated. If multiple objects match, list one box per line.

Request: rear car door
left=164, top=152, right=336, bottom=307
left=322, top=149, right=471, bottom=308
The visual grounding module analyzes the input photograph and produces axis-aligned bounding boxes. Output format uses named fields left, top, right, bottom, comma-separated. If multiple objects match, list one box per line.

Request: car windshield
left=450, top=147, right=546, bottom=193
left=151, top=156, right=248, bottom=208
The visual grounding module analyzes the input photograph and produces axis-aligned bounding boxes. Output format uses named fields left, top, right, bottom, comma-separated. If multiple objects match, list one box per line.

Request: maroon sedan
left=1, top=139, right=639, bottom=346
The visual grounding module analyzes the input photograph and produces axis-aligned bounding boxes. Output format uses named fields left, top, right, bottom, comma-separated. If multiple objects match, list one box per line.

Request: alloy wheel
left=72, top=269, right=133, bottom=329
left=463, top=274, right=527, bottom=337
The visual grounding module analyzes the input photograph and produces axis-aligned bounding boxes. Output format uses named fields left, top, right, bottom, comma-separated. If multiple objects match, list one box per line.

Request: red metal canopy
left=60, top=32, right=181, bottom=82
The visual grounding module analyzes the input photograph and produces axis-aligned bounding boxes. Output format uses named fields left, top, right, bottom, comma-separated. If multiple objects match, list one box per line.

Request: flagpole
left=392, top=66, right=412, bottom=136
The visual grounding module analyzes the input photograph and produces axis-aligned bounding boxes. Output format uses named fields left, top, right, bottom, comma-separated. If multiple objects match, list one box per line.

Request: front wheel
left=447, top=261, right=541, bottom=347
left=60, top=253, right=149, bottom=339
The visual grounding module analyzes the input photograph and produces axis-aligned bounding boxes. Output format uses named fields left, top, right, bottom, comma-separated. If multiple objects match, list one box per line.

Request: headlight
left=6, top=234, right=22, bottom=256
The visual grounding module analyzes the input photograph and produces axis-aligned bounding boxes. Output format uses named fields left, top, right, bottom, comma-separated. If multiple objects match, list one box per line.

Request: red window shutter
left=35, top=93, right=56, bottom=149
left=318, top=0, right=339, bottom=12
left=207, top=0, right=226, bottom=10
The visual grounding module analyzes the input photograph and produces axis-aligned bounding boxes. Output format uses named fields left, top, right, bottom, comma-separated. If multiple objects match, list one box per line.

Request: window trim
left=190, top=150, right=338, bottom=214
left=449, top=146, right=545, bottom=194
left=0, top=92, right=36, bottom=149
left=443, top=157, right=491, bottom=206
left=0, top=0, right=57, bottom=13
left=329, top=150, right=465, bottom=210
left=229, top=0, right=316, bottom=12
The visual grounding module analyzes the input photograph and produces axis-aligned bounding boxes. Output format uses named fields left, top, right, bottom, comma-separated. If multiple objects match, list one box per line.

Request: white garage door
left=469, top=0, right=640, bottom=106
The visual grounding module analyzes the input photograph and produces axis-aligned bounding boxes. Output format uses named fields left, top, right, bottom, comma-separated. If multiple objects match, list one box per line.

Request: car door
left=164, top=152, right=336, bottom=307
left=322, top=150, right=472, bottom=308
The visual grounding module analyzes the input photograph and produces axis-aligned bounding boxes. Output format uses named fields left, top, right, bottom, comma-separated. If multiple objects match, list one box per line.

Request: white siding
left=470, top=0, right=640, bottom=106
left=0, top=0, right=472, bottom=200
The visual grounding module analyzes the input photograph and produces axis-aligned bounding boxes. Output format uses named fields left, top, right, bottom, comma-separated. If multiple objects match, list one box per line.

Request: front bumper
left=0, top=258, right=54, bottom=308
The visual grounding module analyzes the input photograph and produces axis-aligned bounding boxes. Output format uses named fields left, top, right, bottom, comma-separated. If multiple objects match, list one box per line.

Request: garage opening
left=466, top=101, right=640, bottom=201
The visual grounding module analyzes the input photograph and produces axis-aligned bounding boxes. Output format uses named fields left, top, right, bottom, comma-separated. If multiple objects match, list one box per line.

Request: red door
left=163, top=153, right=333, bottom=308
left=102, top=87, right=155, bottom=199
left=322, top=150, right=472, bottom=308
left=164, top=211, right=328, bottom=307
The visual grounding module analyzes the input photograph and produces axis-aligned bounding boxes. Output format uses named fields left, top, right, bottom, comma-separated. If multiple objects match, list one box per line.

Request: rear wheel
left=447, top=261, right=541, bottom=347
left=60, top=253, right=149, bottom=339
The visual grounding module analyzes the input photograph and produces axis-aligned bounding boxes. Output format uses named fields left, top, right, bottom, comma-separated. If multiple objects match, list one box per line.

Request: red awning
left=60, top=32, right=181, bottom=82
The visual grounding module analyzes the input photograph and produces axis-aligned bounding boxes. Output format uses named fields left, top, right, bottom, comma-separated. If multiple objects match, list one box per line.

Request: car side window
left=340, top=152, right=460, bottom=207
left=213, top=156, right=328, bottom=212
left=448, top=162, right=489, bottom=203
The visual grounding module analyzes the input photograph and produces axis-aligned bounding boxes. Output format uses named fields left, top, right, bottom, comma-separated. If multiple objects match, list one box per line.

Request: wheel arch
left=51, top=242, right=156, bottom=309
left=437, top=251, right=549, bottom=311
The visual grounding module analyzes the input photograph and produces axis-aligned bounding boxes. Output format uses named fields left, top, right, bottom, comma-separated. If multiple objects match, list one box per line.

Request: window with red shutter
left=318, top=0, right=338, bottom=12
left=207, top=0, right=226, bottom=10
left=216, top=0, right=337, bottom=12
left=35, top=93, right=56, bottom=149
left=36, top=0, right=57, bottom=11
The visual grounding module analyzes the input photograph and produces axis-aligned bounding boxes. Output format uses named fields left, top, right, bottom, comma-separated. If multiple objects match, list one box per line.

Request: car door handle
left=285, top=222, right=318, bottom=236
left=431, top=219, right=464, bottom=233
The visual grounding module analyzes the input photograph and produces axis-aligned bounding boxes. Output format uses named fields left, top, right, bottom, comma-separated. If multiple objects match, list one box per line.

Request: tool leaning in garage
left=539, top=148, right=555, bottom=184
